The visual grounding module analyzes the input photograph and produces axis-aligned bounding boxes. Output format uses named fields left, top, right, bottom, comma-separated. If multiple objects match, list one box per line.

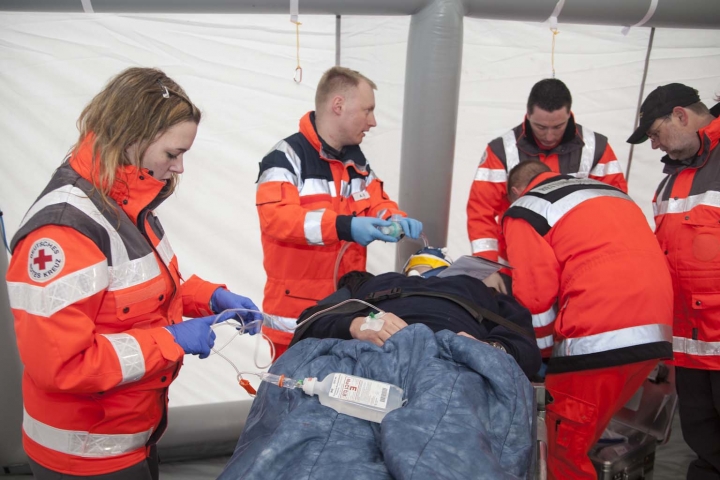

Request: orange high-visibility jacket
left=256, top=112, right=405, bottom=320
left=6, top=136, right=221, bottom=475
left=502, top=172, right=672, bottom=372
left=467, top=116, right=627, bottom=264
left=654, top=116, right=720, bottom=370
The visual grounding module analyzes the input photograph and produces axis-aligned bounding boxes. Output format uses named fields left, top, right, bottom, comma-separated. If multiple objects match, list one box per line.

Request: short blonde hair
left=315, top=66, right=377, bottom=110
left=73, top=67, right=201, bottom=203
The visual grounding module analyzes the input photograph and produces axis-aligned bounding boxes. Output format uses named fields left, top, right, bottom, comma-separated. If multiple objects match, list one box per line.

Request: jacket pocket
left=546, top=389, right=598, bottom=451
left=682, top=216, right=720, bottom=262
left=283, top=278, right=328, bottom=302
left=691, top=292, right=720, bottom=311
left=115, top=278, right=168, bottom=323
left=256, top=182, right=284, bottom=205
left=346, top=195, right=372, bottom=216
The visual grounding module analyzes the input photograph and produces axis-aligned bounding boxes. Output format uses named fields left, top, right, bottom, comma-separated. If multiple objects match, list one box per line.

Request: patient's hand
left=482, top=272, right=508, bottom=294
left=350, top=312, right=408, bottom=347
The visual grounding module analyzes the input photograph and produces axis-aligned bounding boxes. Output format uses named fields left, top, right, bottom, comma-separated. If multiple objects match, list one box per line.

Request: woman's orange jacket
left=6, top=136, right=221, bottom=475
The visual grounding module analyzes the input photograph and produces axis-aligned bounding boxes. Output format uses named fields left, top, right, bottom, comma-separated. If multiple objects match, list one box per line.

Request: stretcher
left=534, top=384, right=549, bottom=480
left=219, top=324, right=536, bottom=480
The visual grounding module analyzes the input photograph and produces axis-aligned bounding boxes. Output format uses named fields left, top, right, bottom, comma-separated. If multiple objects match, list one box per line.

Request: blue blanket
left=218, top=324, right=535, bottom=480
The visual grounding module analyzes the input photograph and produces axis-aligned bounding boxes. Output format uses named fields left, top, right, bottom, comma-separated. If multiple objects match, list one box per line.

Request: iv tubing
left=333, top=241, right=351, bottom=290
left=206, top=297, right=387, bottom=392
left=295, top=298, right=384, bottom=329
left=207, top=308, right=275, bottom=378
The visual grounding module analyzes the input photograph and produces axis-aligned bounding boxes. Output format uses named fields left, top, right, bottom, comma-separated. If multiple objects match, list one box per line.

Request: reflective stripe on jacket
left=654, top=116, right=720, bottom=370
left=467, top=115, right=627, bottom=263
left=6, top=135, right=221, bottom=475
left=502, top=172, right=672, bottom=373
left=257, top=112, right=404, bottom=318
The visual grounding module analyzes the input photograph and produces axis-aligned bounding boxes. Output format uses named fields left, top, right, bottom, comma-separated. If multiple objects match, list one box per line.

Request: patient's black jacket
left=293, top=272, right=541, bottom=378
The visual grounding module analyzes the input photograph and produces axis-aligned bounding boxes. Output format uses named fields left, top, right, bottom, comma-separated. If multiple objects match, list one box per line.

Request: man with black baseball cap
left=629, top=83, right=720, bottom=480
left=627, top=83, right=702, bottom=145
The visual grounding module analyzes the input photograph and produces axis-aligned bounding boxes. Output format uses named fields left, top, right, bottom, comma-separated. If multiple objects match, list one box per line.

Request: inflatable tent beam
left=396, top=0, right=463, bottom=262
left=1, top=0, right=720, bottom=29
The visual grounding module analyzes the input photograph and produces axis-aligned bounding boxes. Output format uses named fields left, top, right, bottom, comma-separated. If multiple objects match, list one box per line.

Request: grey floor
left=0, top=412, right=696, bottom=479
left=653, top=412, right=696, bottom=480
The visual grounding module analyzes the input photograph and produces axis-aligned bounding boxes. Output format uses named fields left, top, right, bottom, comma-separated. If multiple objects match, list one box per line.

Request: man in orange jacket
left=467, top=78, right=628, bottom=294
left=256, top=66, right=423, bottom=329
left=502, top=161, right=673, bottom=479
left=627, top=83, right=720, bottom=479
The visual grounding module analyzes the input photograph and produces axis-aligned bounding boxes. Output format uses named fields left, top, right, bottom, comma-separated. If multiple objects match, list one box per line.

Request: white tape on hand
left=360, top=312, right=385, bottom=332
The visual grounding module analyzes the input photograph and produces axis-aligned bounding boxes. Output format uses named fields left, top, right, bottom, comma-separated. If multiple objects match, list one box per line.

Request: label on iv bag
left=328, top=374, right=390, bottom=409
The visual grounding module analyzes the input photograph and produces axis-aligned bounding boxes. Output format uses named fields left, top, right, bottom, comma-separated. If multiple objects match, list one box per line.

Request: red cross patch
left=28, top=238, right=65, bottom=283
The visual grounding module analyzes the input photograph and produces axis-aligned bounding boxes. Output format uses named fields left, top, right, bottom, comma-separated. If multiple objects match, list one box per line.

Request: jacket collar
left=523, top=171, right=561, bottom=195
left=69, top=134, right=170, bottom=222
left=300, top=111, right=326, bottom=155
left=299, top=111, right=368, bottom=171
left=519, top=113, right=581, bottom=156
left=661, top=116, right=720, bottom=175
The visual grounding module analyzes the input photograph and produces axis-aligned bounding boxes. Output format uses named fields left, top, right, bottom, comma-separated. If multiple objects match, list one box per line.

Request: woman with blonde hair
left=6, top=67, right=259, bottom=479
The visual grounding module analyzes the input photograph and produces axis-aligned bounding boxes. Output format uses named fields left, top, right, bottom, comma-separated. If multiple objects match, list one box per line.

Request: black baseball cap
left=627, top=83, right=701, bottom=144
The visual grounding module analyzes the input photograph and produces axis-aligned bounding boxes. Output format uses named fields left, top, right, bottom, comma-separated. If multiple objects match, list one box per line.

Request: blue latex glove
left=165, top=310, right=235, bottom=359
left=396, top=217, right=423, bottom=239
left=211, top=288, right=262, bottom=334
left=350, top=217, right=398, bottom=247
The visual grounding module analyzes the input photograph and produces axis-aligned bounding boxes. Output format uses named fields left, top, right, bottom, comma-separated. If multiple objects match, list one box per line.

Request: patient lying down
left=293, top=246, right=540, bottom=379
left=217, top=248, right=539, bottom=480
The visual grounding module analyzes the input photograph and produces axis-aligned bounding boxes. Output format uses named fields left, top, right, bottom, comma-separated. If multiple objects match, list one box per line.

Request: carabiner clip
left=294, top=66, right=303, bottom=84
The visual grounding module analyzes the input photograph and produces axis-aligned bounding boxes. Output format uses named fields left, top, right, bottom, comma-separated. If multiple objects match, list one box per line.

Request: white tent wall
left=450, top=22, right=720, bottom=258
left=1, top=7, right=720, bottom=472
left=336, top=16, right=720, bottom=265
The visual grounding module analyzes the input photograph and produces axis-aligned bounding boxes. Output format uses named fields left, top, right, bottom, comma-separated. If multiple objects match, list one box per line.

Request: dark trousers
left=676, top=366, right=720, bottom=480
left=28, top=445, right=159, bottom=480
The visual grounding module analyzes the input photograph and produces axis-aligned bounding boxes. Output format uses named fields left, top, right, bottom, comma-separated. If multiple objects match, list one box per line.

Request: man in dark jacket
left=292, top=247, right=541, bottom=379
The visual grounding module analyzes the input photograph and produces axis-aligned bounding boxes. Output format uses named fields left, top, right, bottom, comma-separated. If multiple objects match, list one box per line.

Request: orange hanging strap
left=550, top=28, right=560, bottom=78
left=546, top=0, right=565, bottom=78
left=293, top=21, right=302, bottom=83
